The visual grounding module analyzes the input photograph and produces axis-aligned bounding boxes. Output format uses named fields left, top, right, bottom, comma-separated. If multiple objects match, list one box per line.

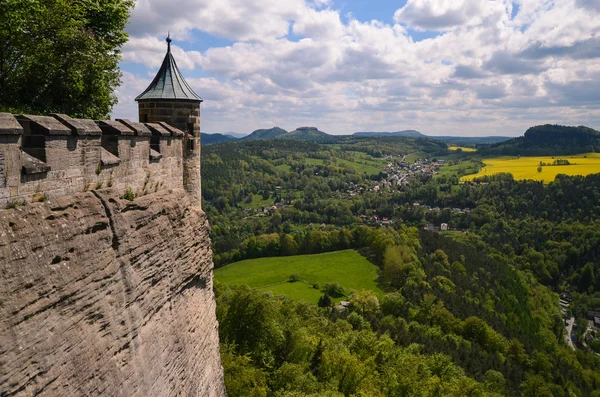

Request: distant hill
left=201, top=133, right=237, bottom=145
left=354, top=130, right=425, bottom=138
left=479, top=125, right=600, bottom=156
left=223, top=132, right=248, bottom=139
left=353, top=131, right=511, bottom=145
left=280, top=126, right=333, bottom=142
left=243, top=127, right=288, bottom=140
left=432, top=136, right=512, bottom=145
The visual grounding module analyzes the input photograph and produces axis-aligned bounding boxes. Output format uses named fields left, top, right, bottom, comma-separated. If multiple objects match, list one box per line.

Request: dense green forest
left=203, top=136, right=600, bottom=396
left=479, top=125, right=600, bottom=156
left=0, top=0, right=133, bottom=118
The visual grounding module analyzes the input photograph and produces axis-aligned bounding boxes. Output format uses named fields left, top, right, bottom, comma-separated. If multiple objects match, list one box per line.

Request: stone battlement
left=0, top=112, right=189, bottom=208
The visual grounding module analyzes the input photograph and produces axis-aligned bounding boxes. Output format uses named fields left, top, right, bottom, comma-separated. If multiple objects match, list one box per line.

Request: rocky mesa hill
left=0, top=189, right=226, bottom=397
left=242, top=127, right=288, bottom=140
left=479, top=124, right=600, bottom=155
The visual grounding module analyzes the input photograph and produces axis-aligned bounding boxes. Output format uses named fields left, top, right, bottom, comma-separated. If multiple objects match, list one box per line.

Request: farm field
left=437, top=159, right=484, bottom=178
left=305, top=155, right=386, bottom=175
left=462, top=153, right=600, bottom=183
left=448, top=146, right=477, bottom=152
left=214, top=249, right=385, bottom=303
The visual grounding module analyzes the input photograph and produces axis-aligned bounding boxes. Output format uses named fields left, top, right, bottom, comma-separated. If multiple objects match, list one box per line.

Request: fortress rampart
left=0, top=112, right=190, bottom=208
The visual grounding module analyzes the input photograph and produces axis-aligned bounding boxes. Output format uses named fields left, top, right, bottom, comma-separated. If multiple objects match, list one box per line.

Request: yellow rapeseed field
left=462, top=153, right=600, bottom=183
left=448, top=146, right=477, bottom=152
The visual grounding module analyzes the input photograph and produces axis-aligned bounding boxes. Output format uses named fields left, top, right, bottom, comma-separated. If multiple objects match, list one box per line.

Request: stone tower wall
left=0, top=113, right=187, bottom=209
left=137, top=100, right=202, bottom=205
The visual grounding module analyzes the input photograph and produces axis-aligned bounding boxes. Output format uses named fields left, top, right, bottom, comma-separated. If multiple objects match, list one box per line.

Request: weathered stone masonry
left=0, top=36, right=225, bottom=396
left=0, top=189, right=227, bottom=396
left=0, top=113, right=188, bottom=209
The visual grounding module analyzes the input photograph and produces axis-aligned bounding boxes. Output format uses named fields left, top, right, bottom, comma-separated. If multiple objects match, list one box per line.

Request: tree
left=318, top=293, right=332, bottom=308
left=280, top=234, right=299, bottom=256
left=0, top=0, right=133, bottom=118
left=349, top=290, right=379, bottom=317
left=483, top=370, right=506, bottom=395
left=289, top=274, right=301, bottom=283
left=579, top=262, right=595, bottom=292
left=323, top=282, right=345, bottom=298
left=383, top=245, right=420, bottom=289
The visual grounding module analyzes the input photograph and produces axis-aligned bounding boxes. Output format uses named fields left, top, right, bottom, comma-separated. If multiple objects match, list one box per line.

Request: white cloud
left=122, top=36, right=202, bottom=69
left=127, top=0, right=304, bottom=42
left=393, top=0, right=489, bottom=31
left=114, top=0, right=600, bottom=135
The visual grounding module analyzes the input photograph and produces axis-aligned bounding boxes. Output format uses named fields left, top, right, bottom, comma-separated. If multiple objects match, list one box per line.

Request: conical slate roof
left=135, top=36, right=202, bottom=102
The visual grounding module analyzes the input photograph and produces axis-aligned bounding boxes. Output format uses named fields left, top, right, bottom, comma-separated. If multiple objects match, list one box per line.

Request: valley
left=203, top=124, right=600, bottom=396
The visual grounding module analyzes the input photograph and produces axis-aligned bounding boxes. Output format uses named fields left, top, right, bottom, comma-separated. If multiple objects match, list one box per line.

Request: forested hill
left=243, top=127, right=288, bottom=140
left=479, top=124, right=600, bottom=155
left=281, top=126, right=334, bottom=142
left=432, top=136, right=512, bottom=145
left=354, top=130, right=425, bottom=138
left=201, top=133, right=237, bottom=145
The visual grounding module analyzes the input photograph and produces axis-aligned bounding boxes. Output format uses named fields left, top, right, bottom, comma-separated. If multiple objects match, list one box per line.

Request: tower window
left=101, top=134, right=119, bottom=157
left=150, top=130, right=161, bottom=153
left=22, top=136, right=46, bottom=162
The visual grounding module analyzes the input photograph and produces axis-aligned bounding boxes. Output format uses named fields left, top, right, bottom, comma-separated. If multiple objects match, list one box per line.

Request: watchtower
left=136, top=35, right=203, bottom=205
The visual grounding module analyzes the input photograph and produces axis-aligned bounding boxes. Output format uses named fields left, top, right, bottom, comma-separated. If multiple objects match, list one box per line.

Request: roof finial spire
left=166, top=32, right=172, bottom=53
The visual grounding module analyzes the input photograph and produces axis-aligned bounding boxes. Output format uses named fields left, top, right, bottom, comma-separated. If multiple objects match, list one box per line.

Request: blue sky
left=114, top=0, right=600, bottom=136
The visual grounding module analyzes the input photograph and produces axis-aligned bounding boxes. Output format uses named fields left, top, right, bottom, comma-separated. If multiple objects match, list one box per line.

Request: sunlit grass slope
left=462, top=153, right=600, bottom=183
left=214, top=250, right=384, bottom=303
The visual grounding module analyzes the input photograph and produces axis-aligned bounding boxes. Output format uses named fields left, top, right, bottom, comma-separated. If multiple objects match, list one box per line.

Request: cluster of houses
left=359, top=215, right=393, bottom=226
left=560, top=292, right=600, bottom=352
left=587, top=311, right=600, bottom=330
left=385, top=159, right=445, bottom=187
left=412, top=202, right=472, bottom=214
left=559, top=293, right=571, bottom=317
left=424, top=223, right=449, bottom=232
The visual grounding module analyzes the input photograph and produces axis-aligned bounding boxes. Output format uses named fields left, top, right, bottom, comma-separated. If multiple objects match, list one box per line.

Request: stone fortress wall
left=0, top=112, right=189, bottom=209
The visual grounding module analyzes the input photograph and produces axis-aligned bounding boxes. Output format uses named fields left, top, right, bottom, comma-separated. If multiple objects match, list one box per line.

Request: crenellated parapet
left=0, top=113, right=187, bottom=208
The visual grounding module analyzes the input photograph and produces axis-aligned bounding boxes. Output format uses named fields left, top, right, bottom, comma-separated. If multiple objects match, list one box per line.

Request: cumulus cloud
left=114, top=0, right=600, bottom=135
left=127, top=0, right=303, bottom=41
left=452, top=65, right=488, bottom=79
left=576, top=0, right=600, bottom=13
left=483, top=51, right=547, bottom=75
left=393, top=0, right=488, bottom=31
left=520, top=38, right=600, bottom=60
left=122, top=36, right=202, bottom=69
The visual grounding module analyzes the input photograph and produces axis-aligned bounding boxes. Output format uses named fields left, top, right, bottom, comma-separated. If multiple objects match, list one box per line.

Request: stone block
left=0, top=113, right=24, bottom=135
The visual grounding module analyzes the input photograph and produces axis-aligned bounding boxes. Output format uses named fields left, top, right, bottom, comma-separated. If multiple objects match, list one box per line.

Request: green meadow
left=214, top=249, right=385, bottom=303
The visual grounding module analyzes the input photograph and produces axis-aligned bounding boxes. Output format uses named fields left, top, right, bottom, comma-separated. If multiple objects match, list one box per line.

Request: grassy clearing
left=305, top=154, right=386, bottom=175
left=404, top=151, right=428, bottom=163
left=244, top=194, right=274, bottom=209
left=462, top=153, right=600, bottom=183
left=448, top=146, right=477, bottom=152
left=214, top=250, right=385, bottom=303
left=336, top=158, right=384, bottom=175
left=276, top=164, right=292, bottom=172
left=438, top=159, right=484, bottom=178
left=305, top=158, right=326, bottom=166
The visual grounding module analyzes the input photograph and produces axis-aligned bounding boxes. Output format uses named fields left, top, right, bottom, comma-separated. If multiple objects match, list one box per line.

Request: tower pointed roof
left=135, top=35, right=202, bottom=102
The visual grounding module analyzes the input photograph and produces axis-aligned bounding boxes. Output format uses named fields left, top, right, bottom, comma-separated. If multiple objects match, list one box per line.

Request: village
left=243, top=156, right=472, bottom=232
left=560, top=293, right=600, bottom=355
